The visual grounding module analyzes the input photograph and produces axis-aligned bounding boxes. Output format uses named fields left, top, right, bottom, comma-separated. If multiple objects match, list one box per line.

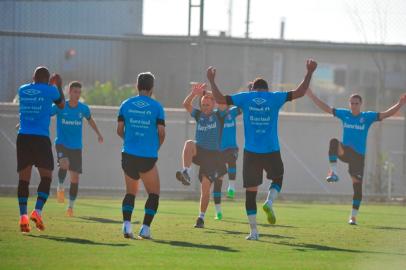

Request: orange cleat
left=66, top=207, right=74, bottom=217
left=57, top=189, right=65, bottom=203
left=30, top=210, right=45, bottom=231
left=19, top=215, right=31, bottom=233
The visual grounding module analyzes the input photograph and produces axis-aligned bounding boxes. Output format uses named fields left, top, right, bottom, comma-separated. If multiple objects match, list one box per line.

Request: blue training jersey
left=18, top=83, right=61, bottom=137
left=333, top=108, right=379, bottom=155
left=220, top=106, right=241, bottom=151
left=228, top=91, right=291, bottom=154
left=51, top=100, right=91, bottom=150
left=192, top=109, right=224, bottom=151
left=118, top=95, right=165, bottom=158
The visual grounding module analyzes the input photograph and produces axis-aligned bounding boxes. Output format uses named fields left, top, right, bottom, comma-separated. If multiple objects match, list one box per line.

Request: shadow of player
left=26, top=234, right=129, bottom=247
left=152, top=239, right=238, bottom=253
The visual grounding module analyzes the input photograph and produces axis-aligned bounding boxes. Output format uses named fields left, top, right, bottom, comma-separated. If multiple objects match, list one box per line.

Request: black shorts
left=338, top=145, right=365, bottom=181
left=56, top=144, right=83, bottom=174
left=243, top=150, right=284, bottom=188
left=16, top=134, right=54, bottom=172
left=121, top=152, right=157, bottom=180
left=221, top=148, right=238, bottom=165
left=193, top=145, right=227, bottom=182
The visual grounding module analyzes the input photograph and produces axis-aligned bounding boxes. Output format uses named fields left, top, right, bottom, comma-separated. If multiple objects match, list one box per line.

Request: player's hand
left=49, top=73, right=63, bottom=89
left=191, top=82, right=206, bottom=96
left=306, top=59, right=317, bottom=73
left=98, top=135, right=104, bottom=144
left=398, top=93, right=406, bottom=106
left=207, top=66, right=216, bottom=82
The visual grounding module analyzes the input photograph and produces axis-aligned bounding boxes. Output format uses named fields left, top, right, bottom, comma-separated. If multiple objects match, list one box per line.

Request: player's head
left=349, top=94, right=362, bottom=114
left=252, top=78, right=269, bottom=91
left=137, top=72, right=155, bottom=95
left=69, top=81, right=82, bottom=101
left=33, top=66, right=50, bottom=84
left=200, top=91, right=216, bottom=114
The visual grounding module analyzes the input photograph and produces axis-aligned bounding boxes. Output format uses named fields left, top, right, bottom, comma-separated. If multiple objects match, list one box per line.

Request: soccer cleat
left=226, top=188, right=235, bottom=199
left=214, top=212, right=223, bottom=220
left=66, top=207, right=74, bottom=217
left=30, top=210, right=45, bottom=231
left=19, top=215, right=31, bottom=233
left=245, top=232, right=259, bottom=240
left=176, top=170, right=191, bottom=186
left=262, top=202, right=276, bottom=225
left=57, top=189, right=64, bottom=203
left=122, top=223, right=134, bottom=239
left=194, top=217, right=204, bottom=228
left=326, top=171, right=339, bottom=183
left=137, top=226, right=152, bottom=240
left=348, top=217, right=357, bottom=225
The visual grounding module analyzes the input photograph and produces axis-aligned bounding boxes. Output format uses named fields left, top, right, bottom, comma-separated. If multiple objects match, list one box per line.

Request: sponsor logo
left=359, top=117, right=365, bottom=123
left=23, top=89, right=41, bottom=96
left=252, top=98, right=266, bottom=105
left=132, top=100, right=149, bottom=108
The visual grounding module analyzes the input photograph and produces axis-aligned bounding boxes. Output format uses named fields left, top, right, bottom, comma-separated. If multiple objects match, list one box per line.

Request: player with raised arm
left=307, top=89, right=406, bottom=225
left=117, top=72, right=165, bottom=239
left=52, top=81, right=103, bottom=217
left=207, top=59, right=317, bottom=240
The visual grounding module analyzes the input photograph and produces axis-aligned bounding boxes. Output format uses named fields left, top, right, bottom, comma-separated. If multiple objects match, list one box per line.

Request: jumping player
left=207, top=59, right=317, bottom=240
left=306, top=88, right=406, bottom=225
left=117, top=72, right=165, bottom=239
left=17, top=66, right=65, bottom=233
left=52, top=81, right=104, bottom=217
left=176, top=83, right=227, bottom=227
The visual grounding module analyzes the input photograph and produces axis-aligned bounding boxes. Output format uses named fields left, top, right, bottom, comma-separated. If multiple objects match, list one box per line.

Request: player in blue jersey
left=207, top=59, right=317, bottom=240
left=117, top=72, right=166, bottom=239
left=217, top=103, right=242, bottom=200
left=306, top=89, right=406, bottom=225
left=51, top=81, right=104, bottom=217
left=176, top=83, right=227, bottom=228
left=16, top=66, right=65, bottom=233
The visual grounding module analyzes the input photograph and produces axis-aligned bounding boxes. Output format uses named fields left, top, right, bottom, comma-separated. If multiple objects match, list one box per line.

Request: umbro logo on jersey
left=360, top=117, right=365, bottom=123
left=132, top=100, right=150, bottom=108
left=23, top=89, right=41, bottom=96
left=252, top=98, right=266, bottom=105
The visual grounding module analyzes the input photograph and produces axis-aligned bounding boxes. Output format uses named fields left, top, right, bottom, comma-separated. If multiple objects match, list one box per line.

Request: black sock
left=329, top=138, right=339, bottom=162
left=143, top=193, right=159, bottom=227
left=69, top=182, right=79, bottom=202
left=58, top=169, right=67, bottom=185
left=35, top=177, right=52, bottom=211
left=352, top=182, right=362, bottom=210
left=213, top=179, right=222, bottom=204
left=122, top=194, right=135, bottom=222
left=17, top=180, right=29, bottom=216
left=227, top=162, right=237, bottom=180
left=245, top=190, right=257, bottom=216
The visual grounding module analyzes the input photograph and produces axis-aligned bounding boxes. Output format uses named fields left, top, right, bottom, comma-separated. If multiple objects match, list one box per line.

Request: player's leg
left=348, top=154, right=364, bottom=225
left=56, top=145, right=69, bottom=203
left=226, top=149, right=238, bottom=199
left=326, top=138, right=344, bottom=182
left=176, top=140, right=197, bottom=185
left=139, top=164, right=160, bottom=239
left=195, top=176, right=212, bottom=228
left=213, top=177, right=223, bottom=220
left=66, top=171, right=79, bottom=217
left=17, top=166, right=32, bottom=233
left=245, top=186, right=259, bottom=240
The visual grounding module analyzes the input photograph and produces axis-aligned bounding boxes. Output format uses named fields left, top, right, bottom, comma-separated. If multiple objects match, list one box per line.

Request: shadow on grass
left=370, top=226, right=406, bottom=231
left=204, top=228, right=294, bottom=240
left=27, top=235, right=129, bottom=247
left=275, top=241, right=406, bottom=256
left=220, top=219, right=297, bottom=228
left=76, top=216, right=140, bottom=225
left=153, top=239, right=238, bottom=252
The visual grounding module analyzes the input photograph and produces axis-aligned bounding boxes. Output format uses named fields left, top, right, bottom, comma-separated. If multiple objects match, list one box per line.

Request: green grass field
left=0, top=196, right=405, bottom=270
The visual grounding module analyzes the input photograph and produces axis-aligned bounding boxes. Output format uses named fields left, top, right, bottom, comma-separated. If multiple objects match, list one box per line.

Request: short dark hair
left=69, top=81, right=82, bottom=89
left=252, top=78, right=269, bottom=90
left=350, top=94, right=362, bottom=103
left=33, top=66, right=50, bottom=83
left=137, top=72, right=155, bottom=91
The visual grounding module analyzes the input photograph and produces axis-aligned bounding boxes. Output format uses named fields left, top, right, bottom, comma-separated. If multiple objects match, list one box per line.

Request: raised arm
left=183, top=82, right=206, bottom=113
left=87, top=117, right=104, bottom=143
left=379, top=93, right=406, bottom=120
left=207, top=67, right=227, bottom=104
left=290, top=59, right=318, bottom=100
left=306, top=88, right=333, bottom=114
left=49, top=73, right=65, bottom=109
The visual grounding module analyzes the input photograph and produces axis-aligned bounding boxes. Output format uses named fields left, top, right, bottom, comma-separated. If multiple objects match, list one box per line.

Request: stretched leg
left=30, top=167, right=53, bottom=231
left=57, top=157, right=69, bottom=191
left=246, top=186, right=258, bottom=239
left=66, top=171, right=79, bottom=216
left=122, top=174, right=139, bottom=238
left=139, top=165, right=160, bottom=239
left=263, top=177, right=282, bottom=225
left=195, top=176, right=211, bottom=228
left=176, top=140, right=196, bottom=185
left=327, top=138, right=344, bottom=182
left=213, top=177, right=223, bottom=219
left=349, top=177, right=362, bottom=225
left=17, top=166, right=32, bottom=233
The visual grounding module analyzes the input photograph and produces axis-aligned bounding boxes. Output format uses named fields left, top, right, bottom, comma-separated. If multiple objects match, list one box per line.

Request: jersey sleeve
left=49, top=85, right=62, bottom=103
left=157, top=104, right=166, bottom=126
left=83, top=104, right=92, bottom=120
left=273, top=91, right=289, bottom=109
left=364, top=111, right=380, bottom=123
left=332, top=108, right=348, bottom=121
left=229, top=106, right=241, bottom=118
left=230, top=92, right=249, bottom=108
left=50, top=104, right=58, bottom=116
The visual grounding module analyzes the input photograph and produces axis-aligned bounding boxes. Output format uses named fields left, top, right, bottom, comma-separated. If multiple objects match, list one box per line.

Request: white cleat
left=245, top=232, right=259, bottom=241
left=138, top=225, right=152, bottom=240
left=348, top=217, right=357, bottom=225
left=122, top=222, right=134, bottom=239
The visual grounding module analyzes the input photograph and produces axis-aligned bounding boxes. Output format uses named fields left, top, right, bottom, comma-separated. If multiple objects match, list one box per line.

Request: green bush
left=82, top=81, right=136, bottom=106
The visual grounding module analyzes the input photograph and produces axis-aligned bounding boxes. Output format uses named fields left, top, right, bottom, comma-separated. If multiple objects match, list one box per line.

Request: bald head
left=33, top=66, right=50, bottom=83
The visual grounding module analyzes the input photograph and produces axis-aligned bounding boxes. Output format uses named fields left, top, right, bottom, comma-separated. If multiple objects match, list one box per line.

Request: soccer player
left=217, top=103, right=242, bottom=199
left=176, top=83, right=227, bottom=227
left=207, top=59, right=317, bottom=240
left=52, top=81, right=104, bottom=217
left=17, top=66, right=65, bottom=233
left=306, top=89, right=406, bottom=225
left=117, top=72, right=165, bottom=239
